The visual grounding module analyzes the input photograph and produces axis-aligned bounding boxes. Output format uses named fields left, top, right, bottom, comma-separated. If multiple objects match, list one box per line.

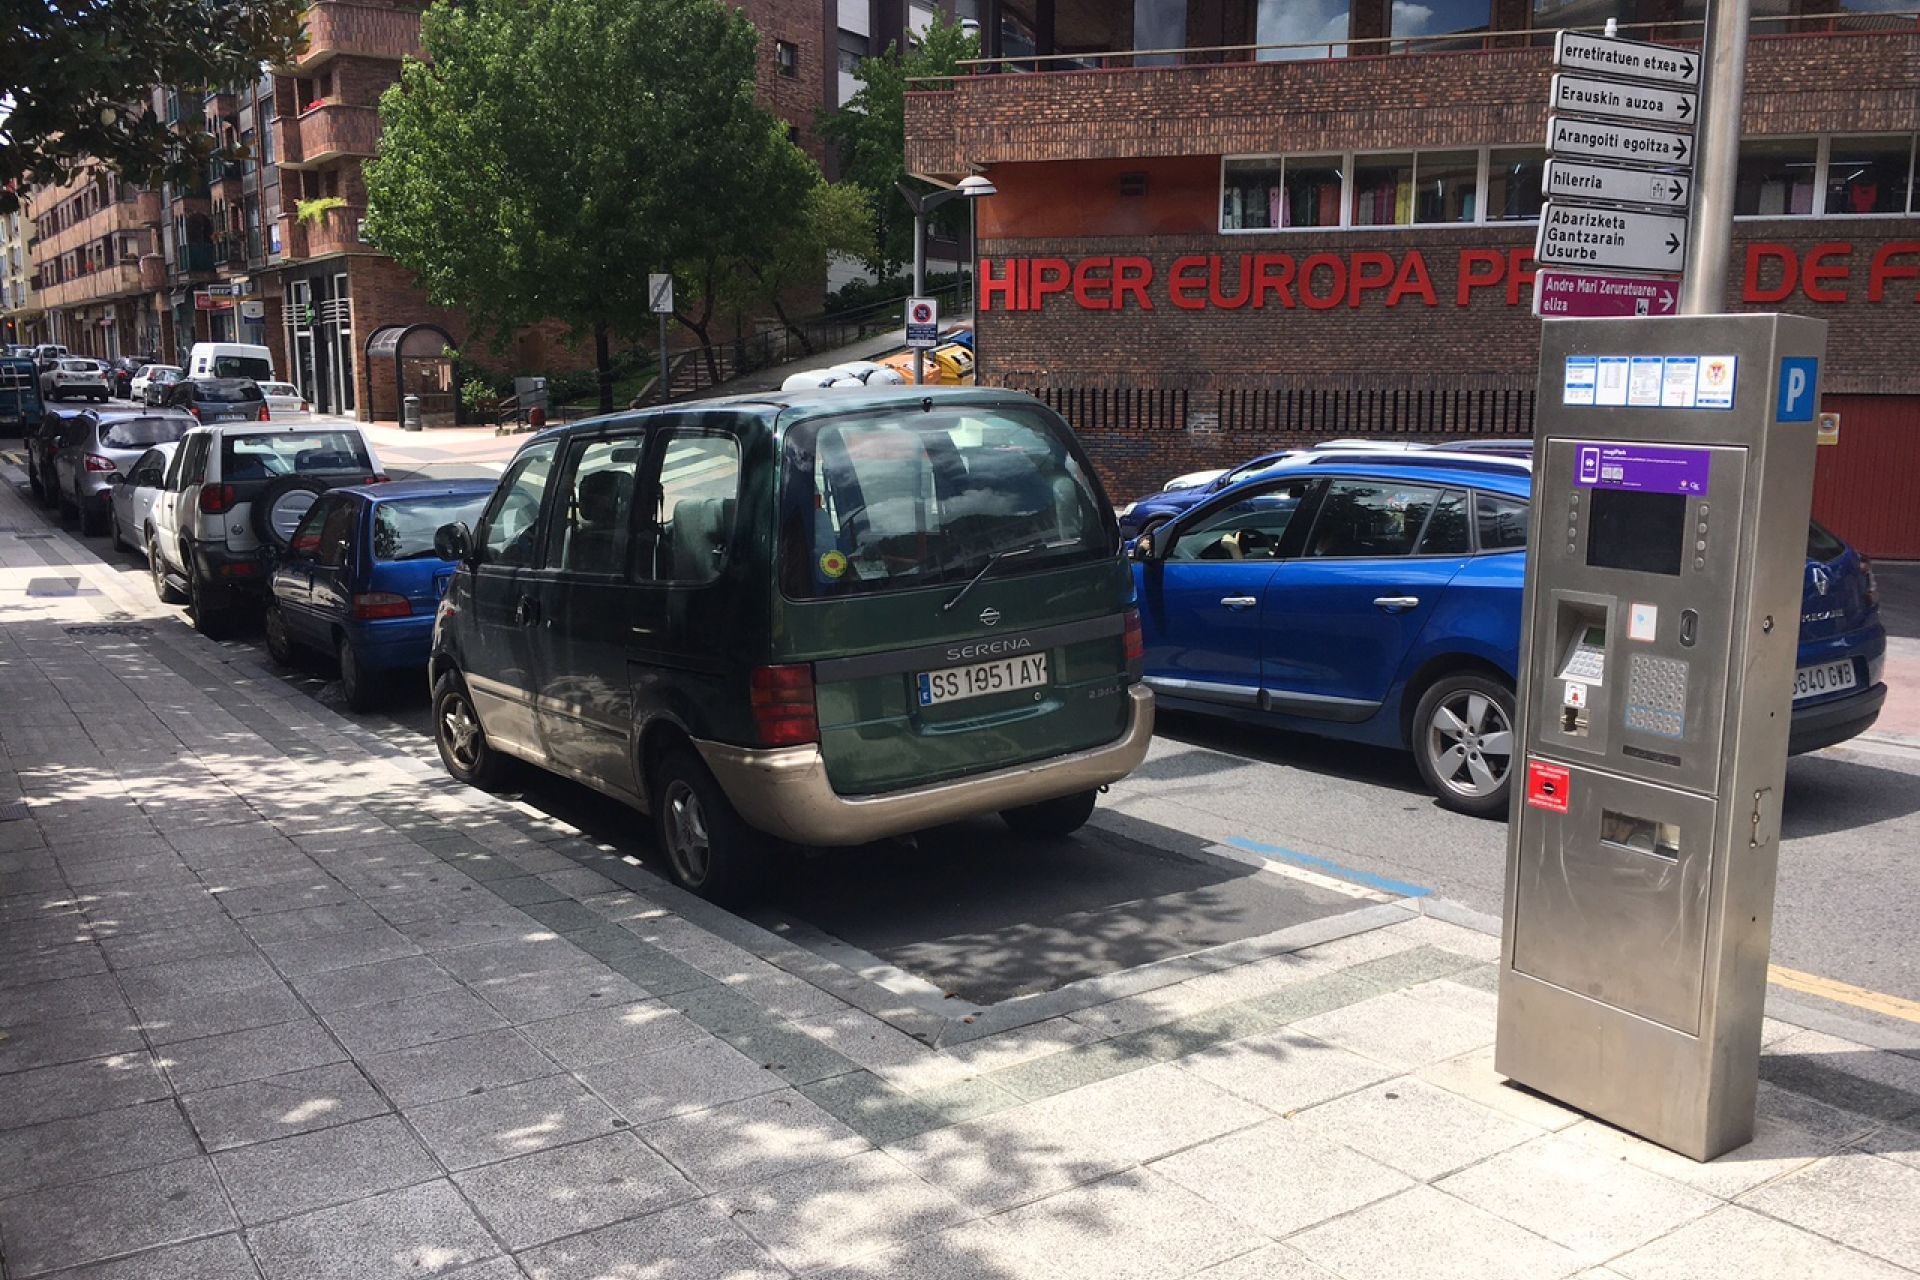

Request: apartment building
left=24, top=173, right=162, bottom=360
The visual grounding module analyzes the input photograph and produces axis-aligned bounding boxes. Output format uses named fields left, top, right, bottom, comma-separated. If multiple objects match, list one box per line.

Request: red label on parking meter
left=1526, top=759, right=1571, bottom=813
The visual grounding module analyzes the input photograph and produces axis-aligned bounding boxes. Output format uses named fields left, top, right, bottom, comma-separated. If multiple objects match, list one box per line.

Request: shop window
left=1415, top=151, right=1479, bottom=223
left=1352, top=154, right=1414, bottom=227
left=776, top=40, right=800, bottom=77
left=1824, top=135, right=1913, bottom=215
left=1222, top=158, right=1283, bottom=230
left=1393, top=0, right=1491, bottom=47
left=1256, top=0, right=1350, bottom=59
left=1487, top=148, right=1544, bottom=221
left=1734, top=138, right=1817, bottom=216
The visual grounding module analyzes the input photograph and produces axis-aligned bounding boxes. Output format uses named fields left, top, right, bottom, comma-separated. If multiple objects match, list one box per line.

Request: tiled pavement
left=2, top=470, right=1919, bottom=1280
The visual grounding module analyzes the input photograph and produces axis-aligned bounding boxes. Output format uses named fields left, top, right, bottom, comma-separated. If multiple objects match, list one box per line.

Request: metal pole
left=1679, top=0, right=1751, bottom=315
left=912, top=204, right=926, bottom=387
left=658, top=309, right=669, bottom=403
left=969, top=198, right=980, bottom=384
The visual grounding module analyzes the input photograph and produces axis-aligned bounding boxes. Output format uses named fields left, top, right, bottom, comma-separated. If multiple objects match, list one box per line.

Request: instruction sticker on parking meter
left=1573, top=443, right=1711, bottom=495
left=1563, top=356, right=1598, bottom=406
left=1526, top=759, right=1572, bottom=814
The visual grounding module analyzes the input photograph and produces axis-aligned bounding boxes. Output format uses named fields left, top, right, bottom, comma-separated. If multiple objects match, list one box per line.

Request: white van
left=187, top=342, right=274, bottom=382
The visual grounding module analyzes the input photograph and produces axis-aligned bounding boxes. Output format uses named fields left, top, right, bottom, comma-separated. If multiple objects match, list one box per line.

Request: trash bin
left=513, top=376, right=549, bottom=426
left=403, top=394, right=421, bottom=431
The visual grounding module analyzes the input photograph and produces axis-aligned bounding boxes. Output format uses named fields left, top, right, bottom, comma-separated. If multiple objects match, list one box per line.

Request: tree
left=364, top=0, right=822, bottom=411
left=730, top=180, right=873, bottom=358
left=821, top=11, right=980, bottom=273
left=2, top=0, right=306, bottom=212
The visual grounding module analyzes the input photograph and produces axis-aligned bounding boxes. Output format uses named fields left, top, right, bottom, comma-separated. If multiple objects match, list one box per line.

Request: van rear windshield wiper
left=940, top=539, right=1075, bottom=614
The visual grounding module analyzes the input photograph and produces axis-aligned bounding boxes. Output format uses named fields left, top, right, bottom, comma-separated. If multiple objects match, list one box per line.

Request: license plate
left=918, top=653, right=1049, bottom=706
left=1793, top=660, right=1857, bottom=702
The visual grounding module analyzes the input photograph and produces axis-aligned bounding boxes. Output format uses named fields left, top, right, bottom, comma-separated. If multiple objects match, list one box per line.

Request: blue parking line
left=1226, top=836, right=1433, bottom=899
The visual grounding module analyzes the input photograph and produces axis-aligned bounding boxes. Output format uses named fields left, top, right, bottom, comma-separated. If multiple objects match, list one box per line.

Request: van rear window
left=779, top=404, right=1114, bottom=600
left=212, top=356, right=273, bottom=380
left=222, top=431, right=372, bottom=481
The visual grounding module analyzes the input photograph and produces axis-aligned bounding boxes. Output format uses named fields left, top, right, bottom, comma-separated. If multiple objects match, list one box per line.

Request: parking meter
left=1496, top=314, right=1825, bottom=1161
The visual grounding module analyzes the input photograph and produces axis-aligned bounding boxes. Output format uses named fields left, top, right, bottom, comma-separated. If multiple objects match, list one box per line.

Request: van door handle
left=513, top=595, right=539, bottom=626
left=1220, top=596, right=1258, bottom=610
left=1373, top=596, right=1420, bottom=612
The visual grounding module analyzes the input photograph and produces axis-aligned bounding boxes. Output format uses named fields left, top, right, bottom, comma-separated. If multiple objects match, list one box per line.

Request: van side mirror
left=434, top=521, right=473, bottom=563
left=1130, top=532, right=1157, bottom=562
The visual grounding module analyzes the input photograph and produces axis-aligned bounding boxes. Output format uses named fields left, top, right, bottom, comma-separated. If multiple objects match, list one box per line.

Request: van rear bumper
left=696, top=684, right=1155, bottom=847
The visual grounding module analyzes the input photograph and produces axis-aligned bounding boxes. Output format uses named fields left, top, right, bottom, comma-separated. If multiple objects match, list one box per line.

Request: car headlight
left=1117, top=501, right=1136, bottom=519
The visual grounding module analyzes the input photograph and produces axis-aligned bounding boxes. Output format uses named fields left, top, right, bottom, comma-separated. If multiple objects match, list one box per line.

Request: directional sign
left=1543, top=159, right=1689, bottom=211
left=1534, top=269, right=1681, bottom=319
left=1547, top=115, right=1692, bottom=170
left=1550, top=73, right=1696, bottom=128
left=648, top=273, right=673, bottom=314
left=1535, top=202, right=1689, bottom=275
left=1554, top=30, right=1700, bottom=89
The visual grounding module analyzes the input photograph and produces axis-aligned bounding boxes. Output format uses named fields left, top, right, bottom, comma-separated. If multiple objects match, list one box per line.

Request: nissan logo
left=979, top=607, right=1001, bottom=627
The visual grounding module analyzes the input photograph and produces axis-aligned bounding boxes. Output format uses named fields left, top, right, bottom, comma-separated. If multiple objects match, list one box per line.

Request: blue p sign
left=1777, top=357, right=1819, bottom=423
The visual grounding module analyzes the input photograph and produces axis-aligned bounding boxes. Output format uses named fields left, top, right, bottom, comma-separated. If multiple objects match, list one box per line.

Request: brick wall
left=740, top=0, right=827, bottom=161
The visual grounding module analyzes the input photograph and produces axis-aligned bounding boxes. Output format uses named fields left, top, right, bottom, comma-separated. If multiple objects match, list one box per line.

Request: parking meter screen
left=1586, top=489, right=1685, bottom=577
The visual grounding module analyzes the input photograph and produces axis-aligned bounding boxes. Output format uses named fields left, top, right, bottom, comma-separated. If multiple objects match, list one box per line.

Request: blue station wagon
left=1131, top=450, right=1887, bottom=815
left=266, top=479, right=496, bottom=709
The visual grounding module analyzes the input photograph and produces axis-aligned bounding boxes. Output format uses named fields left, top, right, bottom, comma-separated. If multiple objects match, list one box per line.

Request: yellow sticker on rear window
left=819, top=549, right=848, bottom=579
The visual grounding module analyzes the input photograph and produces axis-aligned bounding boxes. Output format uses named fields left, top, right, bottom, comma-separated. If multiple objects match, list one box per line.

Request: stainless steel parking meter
left=1496, top=313, right=1826, bottom=1161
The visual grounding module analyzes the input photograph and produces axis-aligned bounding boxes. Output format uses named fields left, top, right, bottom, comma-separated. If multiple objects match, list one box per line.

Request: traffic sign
left=1554, top=30, right=1699, bottom=88
left=1543, top=159, right=1689, bottom=211
left=648, top=273, right=673, bottom=314
left=1550, top=73, right=1696, bottom=128
left=1535, top=202, right=1688, bottom=274
left=1534, top=269, right=1681, bottom=319
left=1547, top=115, right=1692, bottom=170
left=905, top=297, right=939, bottom=349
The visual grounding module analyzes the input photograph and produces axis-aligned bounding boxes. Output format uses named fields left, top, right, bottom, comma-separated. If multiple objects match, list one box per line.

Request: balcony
left=276, top=102, right=382, bottom=169
left=174, top=241, right=217, bottom=277
left=139, top=254, right=167, bottom=290
left=40, top=198, right=146, bottom=259
left=37, top=264, right=144, bottom=310
left=213, top=232, right=249, bottom=268
left=134, top=190, right=164, bottom=226
left=307, top=204, right=368, bottom=257
left=211, top=160, right=246, bottom=201
left=277, top=214, right=310, bottom=261
left=289, top=0, right=424, bottom=71
left=204, top=90, right=238, bottom=119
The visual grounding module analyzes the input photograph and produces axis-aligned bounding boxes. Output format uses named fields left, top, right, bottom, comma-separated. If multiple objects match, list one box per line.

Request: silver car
left=52, top=408, right=195, bottom=536
left=109, top=442, right=181, bottom=558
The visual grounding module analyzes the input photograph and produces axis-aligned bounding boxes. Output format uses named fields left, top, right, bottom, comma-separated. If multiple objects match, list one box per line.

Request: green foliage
left=295, top=196, right=348, bottom=227
left=823, top=269, right=961, bottom=316
left=2, top=0, right=307, bottom=212
left=820, top=12, right=980, bottom=272
left=459, top=378, right=495, bottom=411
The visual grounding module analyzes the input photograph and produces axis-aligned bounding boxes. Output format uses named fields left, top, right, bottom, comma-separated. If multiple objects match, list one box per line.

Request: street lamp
left=897, top=175, right=997, bottom=385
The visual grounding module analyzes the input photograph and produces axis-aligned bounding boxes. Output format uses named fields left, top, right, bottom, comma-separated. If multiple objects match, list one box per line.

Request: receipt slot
left=1496, top=314, right=1825, bottom=1161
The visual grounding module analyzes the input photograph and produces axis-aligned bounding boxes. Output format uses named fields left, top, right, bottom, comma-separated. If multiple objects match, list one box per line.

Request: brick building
left=905, top=2, right=1920, bottom=557
left=24, top=173, right=161, bottom=360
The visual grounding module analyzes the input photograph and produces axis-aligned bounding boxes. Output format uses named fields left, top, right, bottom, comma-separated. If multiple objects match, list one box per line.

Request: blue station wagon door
left=1136, top=479, right=1318, bottom=707
left=1261, top=479, right=1473, bottom=722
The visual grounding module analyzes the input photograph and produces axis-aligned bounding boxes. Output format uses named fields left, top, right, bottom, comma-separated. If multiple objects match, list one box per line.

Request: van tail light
left=352, top=592, right=412, bottom=620
left=1123, top=606, right=1144, bottom=664
left=750, top=663, right=818, bottom=747
left=1861, top=554, right=1879, bottom=609
left=84, top=454, right=118, bottom=472
left=198, top=483, right=236, bottom=514
left=257, top=402, right=271, bottom=421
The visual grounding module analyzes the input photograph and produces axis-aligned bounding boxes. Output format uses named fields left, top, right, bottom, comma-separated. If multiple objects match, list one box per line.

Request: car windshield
left=780, top=403, right=1113, bottom=600
left=100, top=417, right=189, bottom=449
left=370, top=493, right=492, bottom=561
left=196, top=380, right=263, bottom=403
left=211, top=355, right=273, bottom=380
left=221, top=430, right=372, bottom=480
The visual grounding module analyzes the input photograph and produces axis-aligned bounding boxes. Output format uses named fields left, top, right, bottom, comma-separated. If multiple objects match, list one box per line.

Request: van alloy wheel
left=661, top=779, right=712, bottom=887
left=440, top=695, right=482, bottom=772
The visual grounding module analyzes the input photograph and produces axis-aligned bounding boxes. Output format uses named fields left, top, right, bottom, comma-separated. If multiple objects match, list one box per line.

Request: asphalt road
left=12, top=452, right=1918, bottom=1039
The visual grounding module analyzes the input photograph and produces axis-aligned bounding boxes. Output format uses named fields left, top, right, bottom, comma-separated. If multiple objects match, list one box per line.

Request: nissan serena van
left=428, top=387, right=1153, bottom=901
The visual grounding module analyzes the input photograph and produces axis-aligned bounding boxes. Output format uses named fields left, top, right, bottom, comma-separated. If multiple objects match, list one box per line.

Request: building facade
left=24, top=172, right=162, bottom=359
left=1, top=209, right=40, bottom=346
left=905, top=3, right=1920, bottom=557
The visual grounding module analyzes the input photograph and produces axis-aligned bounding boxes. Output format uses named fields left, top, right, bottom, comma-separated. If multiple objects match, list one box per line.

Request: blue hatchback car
left=266, top=479, right=496, bottom=709
left=1131, top=450, right=1887, bottom=815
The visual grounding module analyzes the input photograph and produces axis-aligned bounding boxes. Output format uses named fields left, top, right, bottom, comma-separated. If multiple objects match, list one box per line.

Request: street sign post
left=1553, top=31, right=1700, bottom=88
left=1547, top=116, right=1692, bottom=168
left=649, top=273, right=673, bottom=404
left=1550, top=74, right=1696, bottom=128
left=1536, top=203, right=1688, bottom=274
left=1544, top=159, right=1689, bottom=211
left=1534, top=270, right=1681, bottom=319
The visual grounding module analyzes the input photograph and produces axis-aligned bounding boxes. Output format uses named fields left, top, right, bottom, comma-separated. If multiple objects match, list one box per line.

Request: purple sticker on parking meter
left=1574, top=443, right=1711, bottom=495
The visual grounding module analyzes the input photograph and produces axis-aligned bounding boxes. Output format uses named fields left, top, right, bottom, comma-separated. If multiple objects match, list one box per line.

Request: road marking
left=1769, top=965, right=1920, bottom=1025
left=1225, top=836, right=1433, bottom=900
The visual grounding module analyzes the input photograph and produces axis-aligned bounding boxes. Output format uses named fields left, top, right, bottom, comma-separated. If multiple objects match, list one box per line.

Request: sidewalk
left=1, top=470, right=1918, bottom=1280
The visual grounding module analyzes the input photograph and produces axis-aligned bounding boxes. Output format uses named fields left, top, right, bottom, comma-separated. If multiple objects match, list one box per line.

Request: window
left=1486, top=148, right=1544, bottom=221
left=837, top=28, right=869, bottom=74
left=1222, top=156, right=1344, bottom=231
left=1414, top=151, right=1478, bottom=224
left=1393, top=0, right=1490, bottom=46
left=1305, top=481, right=1443, bottom=558
left=545, top=437, right=643, bottom=575
left=1825, top=135, right=1913, bottom=215
left=1415, top=489, right=1471, bottom=554
left=776, top=40, right=800, bottom=78
left=1352, top=154, right=1414, bottom=227
left=300, top=497, right=358, bottom=568
left=1169, top=482, right=1313, bottom=561
left=1735, top=138, right=1818, bottom=216
left=1531, top=0, right=1624, bottom=34
left=372, top=493, right=491, bottom=561
left=479, top=441, right=556, bottom=567
left=646, top=431, right=742, bottom=583
left=1256, top=0, right=1350, bottom=59
left=1476, top=493, right=1528, bottom=551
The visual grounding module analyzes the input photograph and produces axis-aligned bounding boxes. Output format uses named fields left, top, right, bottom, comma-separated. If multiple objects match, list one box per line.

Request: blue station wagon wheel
left=1413, top=672, right=1516, bottom=818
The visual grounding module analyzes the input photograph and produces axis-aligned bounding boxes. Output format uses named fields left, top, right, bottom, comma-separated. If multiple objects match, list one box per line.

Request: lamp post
left=897, top=175, right=996, bottom=384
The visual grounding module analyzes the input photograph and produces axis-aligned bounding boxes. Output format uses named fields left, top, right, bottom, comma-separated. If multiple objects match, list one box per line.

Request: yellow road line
left=1769, top=965, right=1920, bottom=1024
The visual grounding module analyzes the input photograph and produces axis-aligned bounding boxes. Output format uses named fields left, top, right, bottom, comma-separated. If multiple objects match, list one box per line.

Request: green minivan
left=429, top=387, right=1154, bottom=900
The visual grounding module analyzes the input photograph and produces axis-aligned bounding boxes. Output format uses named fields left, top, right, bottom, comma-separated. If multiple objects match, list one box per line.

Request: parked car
left=0, top=356, right=45, bottom=438
left=185, top=342, right=274, bottom=382
left=428, top=386, right=1153, bottom=901
left=23, top=411, right=76, bottom=505
left=1130, top=452, right=1887, bottom=816
left=140, top=366, right=184, bottom=406
left=164, top=376, right=268, bottom=424
left=108, top=442, right=181, bottom=556
left=147, top=422, right=386, bottom=636
left=256, top=381, right=309, bottom=416
left=41, top=358, right=111, bottom=403
left=51, top=407, right=194, bottom=535
left=264, top=479, right=496, bottom=710
left=128, top=364, right=170, bottom=403
left=108, top=355, right=157, bottom=399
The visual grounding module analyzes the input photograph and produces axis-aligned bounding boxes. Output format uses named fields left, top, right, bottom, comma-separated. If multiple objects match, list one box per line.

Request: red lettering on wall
left=1032, top=258, right=1072, bottom=308
left=1388, top=252, right=1438, bottom=307
left=979, top=258, right=1018, bottom=312
left=1456, top=249, right=1505, bottom=305
left=1348, top=251, right=1395, bottom=308
left=1169, top=256, right=1209, bottom=310
left=1072, top=257, right=1115, bottom=310
left=1867, top=242, right=1920, bottom=303
left=1251, top=255, right=1296, bottom=309
left=1743, top=244, right=1798, bottom=303
left=1210, top=255, right=1253, bottom=309
left=1505, top=249, right=1537, bottom=307
left=1301, top=254, right=1346, bottom=311
left=1113, top=257, right=1155, bottom=309
left=1803, top=244, right=1853, bottom=304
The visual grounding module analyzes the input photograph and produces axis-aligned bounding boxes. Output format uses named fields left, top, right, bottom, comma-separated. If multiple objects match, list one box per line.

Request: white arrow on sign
left=1554, top=30, right=1699, bottom=88
left=1535, top=201, right=1689, bottom=275
left=1547, top=115, right=1693, bottom=170
left=1551, top=73, right=1696, bottom=128
left=1543, top=159, right=1690, bottom=211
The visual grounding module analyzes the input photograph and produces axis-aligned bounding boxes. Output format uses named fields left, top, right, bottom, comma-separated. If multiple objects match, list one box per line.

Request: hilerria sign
left=978, top=242, right=1920, bottom=312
